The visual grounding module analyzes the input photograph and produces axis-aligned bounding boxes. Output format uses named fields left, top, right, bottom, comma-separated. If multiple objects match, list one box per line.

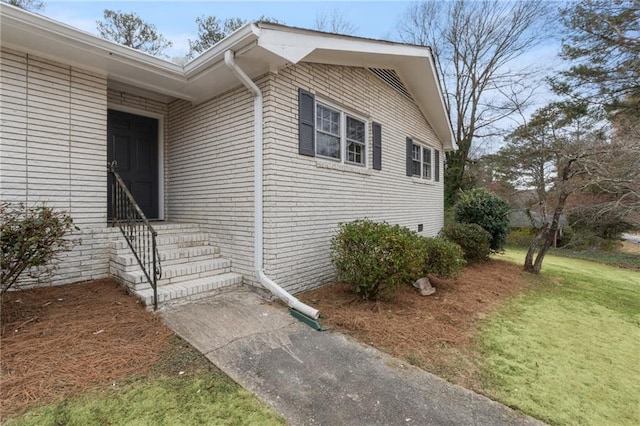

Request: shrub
left=507, top=227, right=538, bottom=247
left=563, top=228, right=622, bottom=252
left=442, top=222, right=491, bottom=263
left=454, top=188, right=510, bottom=252
left=331, top=219, right=423, bottom=300
left=1, top=202, right=78, bottom=293
left=568, top=209, right=635, bottom=241
left=421, top=237, right=465, bottom=278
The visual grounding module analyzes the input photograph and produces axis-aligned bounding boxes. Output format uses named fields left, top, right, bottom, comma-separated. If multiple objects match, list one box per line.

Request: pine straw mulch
left=298, top=258, right=533, bottom=392
left=0, top=279, right=174, bottom=419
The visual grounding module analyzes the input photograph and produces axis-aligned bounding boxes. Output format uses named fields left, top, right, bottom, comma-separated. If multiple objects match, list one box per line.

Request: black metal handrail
left=108, top=161, right=162, bottom=310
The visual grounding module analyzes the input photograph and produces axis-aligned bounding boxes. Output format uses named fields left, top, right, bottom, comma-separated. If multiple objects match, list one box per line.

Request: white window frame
left=412, top=140, right=434, bottom=180
left=315, top=99, right=368, bottom=167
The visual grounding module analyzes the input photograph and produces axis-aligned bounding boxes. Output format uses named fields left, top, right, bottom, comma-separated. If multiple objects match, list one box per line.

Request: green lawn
left=7, top=375, right=284, bottom=426
left=547, top=247, right=640, bottom=270
left=481, top=249, right=640, bottom=425
left=6, top=338, right=285, bottom=426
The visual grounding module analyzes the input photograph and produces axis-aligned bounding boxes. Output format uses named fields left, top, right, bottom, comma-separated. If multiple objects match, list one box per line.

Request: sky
left=42, top=1, right=415, bottom=58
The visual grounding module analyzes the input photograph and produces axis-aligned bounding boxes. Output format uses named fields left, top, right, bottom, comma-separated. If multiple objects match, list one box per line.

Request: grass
left=546, top=246, right=640, bottom=270
left=481, top=249, right=640, bottom=425
left=6, top=337, right=285, bottom=426
left=7, top=375, right=285, bottom=426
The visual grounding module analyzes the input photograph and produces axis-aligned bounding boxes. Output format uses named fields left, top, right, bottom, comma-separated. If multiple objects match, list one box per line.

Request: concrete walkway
left=160, top=289, right=543, bottom=426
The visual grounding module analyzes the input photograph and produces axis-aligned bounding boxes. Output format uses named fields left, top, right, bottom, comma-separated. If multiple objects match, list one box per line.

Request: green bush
left=568, top=210, right=635, bottom=241
left=331, top=219, right=423, bottom=300
left=421, top=237, right=465, bottom=278
left=454, top=188, right=510, bottom=252
left=507, top=227, right=538, bottom=247
left=442, top=222, right=492, bottom=263
left=563, top=228, right=622, bottom=252
left=1, top=202, right=78, bottom=293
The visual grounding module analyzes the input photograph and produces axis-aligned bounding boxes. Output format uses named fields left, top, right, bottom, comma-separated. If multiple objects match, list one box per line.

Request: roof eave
left=256, top=24, right=456, bottom=150
left=0, top=5, right=456, bottom=148
left=0, top=3, right=189, bottom=98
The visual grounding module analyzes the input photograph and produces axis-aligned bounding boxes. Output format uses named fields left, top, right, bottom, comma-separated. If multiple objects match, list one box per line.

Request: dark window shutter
left=434, top=149, right=440, bottom=182
left=372, top=122, right=382, bottom=170
left=298, top=88, right=315, bottom=157
left=406, top=137, right=413, bottom=176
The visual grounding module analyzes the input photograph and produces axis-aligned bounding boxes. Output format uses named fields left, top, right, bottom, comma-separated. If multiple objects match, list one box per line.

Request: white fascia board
left=0, top=5, right=456, bottom=145
left=0, top=3, right=193, bottom=100
left=0, top=6, right=264, bottom=103
left=183, top=23, right=259, bottom=78
left=397, top=58, right=456, bottom=151
left=0, top=4, right=182, bottom=75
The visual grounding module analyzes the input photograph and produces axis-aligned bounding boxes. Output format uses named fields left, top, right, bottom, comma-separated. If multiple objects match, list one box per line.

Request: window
left=346, top=116, right=365, bottom=165
left=422, top=147, right=432, bottom=180
left=316, top=103, right=341, bottom=159
left=409, top=139, right=434, bottom=180
left=299, top=89, right=381, bottom=170
left=315, top=101, right=367, bottom=166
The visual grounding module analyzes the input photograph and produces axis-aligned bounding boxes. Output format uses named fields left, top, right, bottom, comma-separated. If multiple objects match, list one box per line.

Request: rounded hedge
left=331, top=220, right=467, bottom=300
left=453, top=188, right=510, bottom=252
left=331, top=219, right=423, bottom=300
left=421, top=237, right=465, bottom=278
left=442, top=222, right=492, bottom=263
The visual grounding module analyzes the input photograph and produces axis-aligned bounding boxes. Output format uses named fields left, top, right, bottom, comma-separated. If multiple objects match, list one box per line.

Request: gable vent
left=368, top=68, right=414, bottom=101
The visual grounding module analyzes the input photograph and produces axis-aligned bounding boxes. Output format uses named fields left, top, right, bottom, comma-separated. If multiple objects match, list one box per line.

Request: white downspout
left=224, top=50, right=320, bottom=320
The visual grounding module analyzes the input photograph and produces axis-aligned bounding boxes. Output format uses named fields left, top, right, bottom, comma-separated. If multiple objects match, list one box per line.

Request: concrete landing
left=160, top=289, right=543, bottom=426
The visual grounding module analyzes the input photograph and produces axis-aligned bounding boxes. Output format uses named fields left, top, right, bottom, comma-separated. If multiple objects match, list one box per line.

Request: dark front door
left=107, top=109, right=159, bottom=220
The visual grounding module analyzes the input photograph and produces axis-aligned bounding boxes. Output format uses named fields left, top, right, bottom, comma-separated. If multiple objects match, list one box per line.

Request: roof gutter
left=223, top=50, right=320, bottom=320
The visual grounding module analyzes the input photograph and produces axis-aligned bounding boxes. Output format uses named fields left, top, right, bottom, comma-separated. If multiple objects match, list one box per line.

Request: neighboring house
left=0, top=5, right=455, bottom=310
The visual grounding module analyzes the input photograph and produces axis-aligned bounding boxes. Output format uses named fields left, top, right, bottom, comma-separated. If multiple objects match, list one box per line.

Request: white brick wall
left=0, top=48, right=447, bottom=295
left=166, top=83, right=260, bottom=284
left=0, top=47, right=115, bottom=288
left=262, top=63, right=446, bottom=293
left=163, top=63, right=446, bottom=295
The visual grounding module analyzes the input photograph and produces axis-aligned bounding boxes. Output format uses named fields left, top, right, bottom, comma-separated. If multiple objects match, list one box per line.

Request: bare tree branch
left=315, top=9, right=357, bottom=35
left=397, top=0, right=552, bottom=205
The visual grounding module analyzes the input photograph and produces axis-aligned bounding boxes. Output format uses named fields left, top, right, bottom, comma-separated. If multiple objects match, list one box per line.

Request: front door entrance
left=107, top=109, right=159, bottom=220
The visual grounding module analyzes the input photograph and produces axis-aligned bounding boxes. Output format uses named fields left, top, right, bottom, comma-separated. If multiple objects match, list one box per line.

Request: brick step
left=111, top=245, right=220, bottom=272
left=115, top=258, right=232, bottom=290
left=132, top=273, right=243, bottom=307
left=149, top=223, right=201, bottom=231
left=158, top=245, right=220, bottom=265
left=110, top=232, right=210, bottom=250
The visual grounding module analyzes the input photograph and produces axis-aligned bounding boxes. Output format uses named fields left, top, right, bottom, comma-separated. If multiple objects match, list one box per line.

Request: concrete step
left=133, top=273, right=244, bottom=307
left=116, top=258, right=232, bottom=290
left=111, top=245, right=220, bottom=272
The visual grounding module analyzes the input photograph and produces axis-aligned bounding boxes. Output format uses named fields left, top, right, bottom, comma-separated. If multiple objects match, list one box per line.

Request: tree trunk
left=530, top=193, right=569, bottom=274
left=524, top=226, right=548, bottom=273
